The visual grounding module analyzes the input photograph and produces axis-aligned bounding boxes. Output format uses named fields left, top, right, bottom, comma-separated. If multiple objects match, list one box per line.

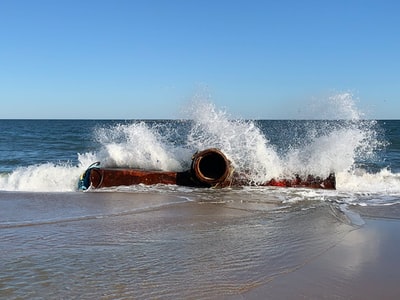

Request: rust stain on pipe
left=78, top=148, right=336, bottom=190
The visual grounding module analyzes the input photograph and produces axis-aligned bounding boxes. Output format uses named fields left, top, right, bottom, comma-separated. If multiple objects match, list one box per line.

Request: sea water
left=1, top=93, right=400, bottom=299
left=1, top=94, right=399, bottom=203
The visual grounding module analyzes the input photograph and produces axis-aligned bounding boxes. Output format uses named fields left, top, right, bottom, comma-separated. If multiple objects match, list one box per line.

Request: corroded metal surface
left=78, top=148, right=336, bottom=190
left=263, top=173, right=336, bottom=189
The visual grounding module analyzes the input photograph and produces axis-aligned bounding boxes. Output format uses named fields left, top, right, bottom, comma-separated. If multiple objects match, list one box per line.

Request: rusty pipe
left=190, top=148, right=233, bottom=187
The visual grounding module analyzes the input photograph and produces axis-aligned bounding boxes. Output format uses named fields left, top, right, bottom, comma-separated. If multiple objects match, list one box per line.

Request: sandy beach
left=1, top=191, right=399, bottom=299
left=240, top=216, right=400, bottom=300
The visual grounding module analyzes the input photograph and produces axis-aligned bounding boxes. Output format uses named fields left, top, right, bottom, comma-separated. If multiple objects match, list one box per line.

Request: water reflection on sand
left=1, top=191, right=399, bottom=299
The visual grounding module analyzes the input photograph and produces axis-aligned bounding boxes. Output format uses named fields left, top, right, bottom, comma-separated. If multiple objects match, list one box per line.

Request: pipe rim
left=191, top=148, right=232, bottom=185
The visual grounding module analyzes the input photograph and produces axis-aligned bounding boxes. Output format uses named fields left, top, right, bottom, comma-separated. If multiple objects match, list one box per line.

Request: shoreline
left=1, top=192, right=400, bottom=299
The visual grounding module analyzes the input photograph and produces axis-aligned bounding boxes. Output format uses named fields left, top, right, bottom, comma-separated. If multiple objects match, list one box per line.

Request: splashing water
left=279, top=93, right=382, bottom=177
left=185, top=101, right=283, bottom=183
left=0, top=92, right=398, bottom=200
left=90, top=122, right=189, bottom=171
left=1, top=163, right=82, bottom=192
left=283, top=120, right=381, bottom=178
left=182, top=95, right=385, bottom=184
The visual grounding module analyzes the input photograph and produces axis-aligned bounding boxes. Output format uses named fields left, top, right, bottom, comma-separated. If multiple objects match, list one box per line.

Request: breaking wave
left=0, top=92, right=399, bottom=206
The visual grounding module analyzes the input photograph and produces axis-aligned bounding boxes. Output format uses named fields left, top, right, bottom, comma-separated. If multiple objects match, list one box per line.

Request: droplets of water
left=0, top=91, right=395, bottom=198
left=80, top=93, right=386, bottom=185
left=92, top=122, right=186, bottom=171
left=185, top=101, right=283, bottom=182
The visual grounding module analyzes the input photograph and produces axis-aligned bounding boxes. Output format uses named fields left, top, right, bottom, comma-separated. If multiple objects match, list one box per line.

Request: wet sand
left=1, top=192, right=400, bottom=299
left=241, top=216, right=400, bottom=300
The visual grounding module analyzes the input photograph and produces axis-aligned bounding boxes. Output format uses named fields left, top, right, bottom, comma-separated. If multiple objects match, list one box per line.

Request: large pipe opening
left=191, top=148, right=232, bottom=186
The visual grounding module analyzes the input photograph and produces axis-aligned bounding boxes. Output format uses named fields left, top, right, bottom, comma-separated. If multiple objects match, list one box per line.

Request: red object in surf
left=78, top=148, right=336, bottom=190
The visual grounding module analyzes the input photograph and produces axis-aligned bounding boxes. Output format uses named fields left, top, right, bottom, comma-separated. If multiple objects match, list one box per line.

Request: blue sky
left=1, top=0, right=399, bottom=119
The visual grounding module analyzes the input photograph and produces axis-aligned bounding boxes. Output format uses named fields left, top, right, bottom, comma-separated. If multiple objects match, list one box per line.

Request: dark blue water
left=0, top=119, right=105, bottom=171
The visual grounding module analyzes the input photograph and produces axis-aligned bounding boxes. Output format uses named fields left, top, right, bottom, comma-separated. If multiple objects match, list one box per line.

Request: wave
left=0, top=163, right=82, bottom=192
left=0, top=93, right=399, bottom=206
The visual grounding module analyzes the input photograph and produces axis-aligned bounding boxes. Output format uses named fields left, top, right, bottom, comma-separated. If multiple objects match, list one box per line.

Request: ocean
left=1, top=101, right=400, bottom=299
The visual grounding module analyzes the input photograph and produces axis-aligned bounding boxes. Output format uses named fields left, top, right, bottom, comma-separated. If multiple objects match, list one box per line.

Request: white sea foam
left=185, top=100, right=283, bottom=182
left=91, top=122, right=189, bottom=171
left=0, top=92, right=399, bottom=205
left=337, top=168, right=400, bottom=194
left=0, top=163, right=82, bottom=192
